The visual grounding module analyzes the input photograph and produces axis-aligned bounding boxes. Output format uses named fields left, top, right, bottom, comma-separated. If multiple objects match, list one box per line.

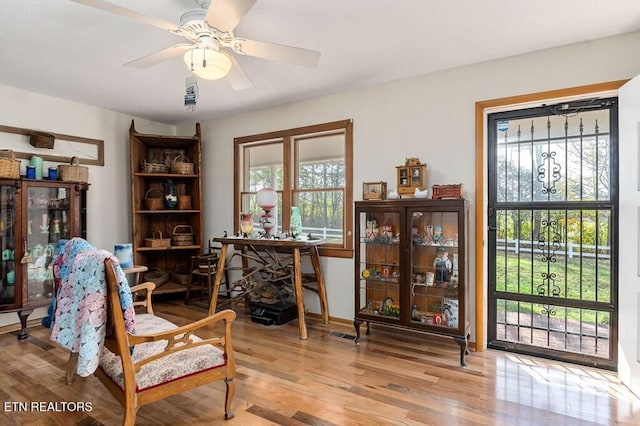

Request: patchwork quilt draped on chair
left=48, top=237, right=136, bottom=377
left=46, top=237, right=237, bottom=424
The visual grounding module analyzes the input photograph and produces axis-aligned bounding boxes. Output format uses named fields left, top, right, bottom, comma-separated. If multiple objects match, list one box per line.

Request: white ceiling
left=2, top=0, right=640, bottom=125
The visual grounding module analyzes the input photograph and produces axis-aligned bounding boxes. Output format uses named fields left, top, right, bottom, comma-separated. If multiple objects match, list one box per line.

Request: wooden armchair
left=68, top=259, right=237, bottom=425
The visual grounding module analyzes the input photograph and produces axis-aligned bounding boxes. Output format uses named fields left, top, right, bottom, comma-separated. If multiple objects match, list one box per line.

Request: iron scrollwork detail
left=537, top=152, right=562, bottom=195
left=536, top=218, right=563, bottom=302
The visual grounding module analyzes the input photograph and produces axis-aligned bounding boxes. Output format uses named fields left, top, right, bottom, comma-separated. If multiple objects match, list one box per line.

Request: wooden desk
left=209, top=237, right=329, bottom=340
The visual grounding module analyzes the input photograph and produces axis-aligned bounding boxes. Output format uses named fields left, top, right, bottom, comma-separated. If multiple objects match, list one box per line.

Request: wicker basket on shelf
left=141, top=160, right=169, bottom=174
left=143, top=267, right=169, bottom=286
left=170, top=154, right=194, bottom=175
left=0, top=150, right=20, bottom=179
left=171, top=265, right=191, bottom=285
left=171, top=225, right=194, bottom=246
left=144, top=231, right=171, bottom=248
left=178, top=195, right=192, bottom=210
left=144, top=189, right=164, bottom=210
left=58, top=157, right=88, bottom=183
left=29, top=131, right=55, bottom=149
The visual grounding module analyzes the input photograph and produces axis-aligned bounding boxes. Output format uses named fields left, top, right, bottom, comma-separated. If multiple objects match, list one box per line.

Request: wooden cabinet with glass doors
left=354, top=199, right=470, bottom=365
left=0, top=178, right=88, bottom=339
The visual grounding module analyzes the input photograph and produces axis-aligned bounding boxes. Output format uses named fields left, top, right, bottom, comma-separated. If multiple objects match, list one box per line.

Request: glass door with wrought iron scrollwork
left=487, top=98, right=618, bottom=369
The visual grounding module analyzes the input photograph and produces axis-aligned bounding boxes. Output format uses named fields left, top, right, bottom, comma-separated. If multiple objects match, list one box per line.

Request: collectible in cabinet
left=354, top=198, right=470, bottom=365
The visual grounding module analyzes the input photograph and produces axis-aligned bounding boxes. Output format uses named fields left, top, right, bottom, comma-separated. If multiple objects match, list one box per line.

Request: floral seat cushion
left=99, top=314, right=226, bottom=392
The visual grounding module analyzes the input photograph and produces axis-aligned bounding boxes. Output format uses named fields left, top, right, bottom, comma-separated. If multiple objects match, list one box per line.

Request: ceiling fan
left=70, top=0, right=321, bottom=90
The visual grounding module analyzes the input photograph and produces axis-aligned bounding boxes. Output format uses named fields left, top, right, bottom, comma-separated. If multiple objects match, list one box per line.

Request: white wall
left=179, top=30, right=640, bottom=345
left=0, top=84, right=174, bottom=327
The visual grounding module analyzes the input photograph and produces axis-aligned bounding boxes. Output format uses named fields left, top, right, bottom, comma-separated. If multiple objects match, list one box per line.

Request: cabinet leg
left=354, top=319, right=363, bottom=343
left=354, top=319, right=370, bottom=343
left=17, top=309, right=34, bottom=340
left=454, top=334, right=469, bottom=366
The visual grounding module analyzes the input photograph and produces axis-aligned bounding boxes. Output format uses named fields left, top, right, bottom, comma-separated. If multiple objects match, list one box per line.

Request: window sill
left=318, top=247, right=353, bottom=259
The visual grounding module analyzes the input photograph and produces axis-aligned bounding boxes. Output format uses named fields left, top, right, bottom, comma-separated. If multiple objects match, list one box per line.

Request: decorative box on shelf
left=431, top=184, right=463, bottom=199
left=396, top=160, right=427, bottom=196
left=363, top=181, right=387, bottom=200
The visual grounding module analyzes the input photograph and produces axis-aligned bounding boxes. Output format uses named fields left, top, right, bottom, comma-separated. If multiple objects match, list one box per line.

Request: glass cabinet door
left=26, top=185, right=71, bottom=304
left=0, top=184, right=17, bottom=306
left=409, top=209, right=461, bottom=330
left=357, top=210, right=401, bottom=321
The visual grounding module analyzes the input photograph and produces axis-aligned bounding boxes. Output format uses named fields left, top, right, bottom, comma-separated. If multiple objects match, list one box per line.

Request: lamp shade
left=256, top=188, right=278, bottom=210
left=184, top=48, right=232, bottom=80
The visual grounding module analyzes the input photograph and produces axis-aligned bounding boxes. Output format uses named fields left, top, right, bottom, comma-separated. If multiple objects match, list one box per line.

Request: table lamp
left=256, top=188, right=278, bottom=238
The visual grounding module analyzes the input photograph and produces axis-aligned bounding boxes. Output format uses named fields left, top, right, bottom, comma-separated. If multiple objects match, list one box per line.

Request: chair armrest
left=127, top=309, right=236, bottom=370
left=131, top=281, right=156, bottom=315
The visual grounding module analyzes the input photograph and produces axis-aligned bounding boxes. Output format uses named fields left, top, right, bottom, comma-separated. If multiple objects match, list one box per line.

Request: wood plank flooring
left=2, top=299, right=640, bottom=425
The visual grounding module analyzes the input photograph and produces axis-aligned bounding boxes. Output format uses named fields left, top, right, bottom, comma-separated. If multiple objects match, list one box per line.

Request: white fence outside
left=496, top=238, right=610, bottom=260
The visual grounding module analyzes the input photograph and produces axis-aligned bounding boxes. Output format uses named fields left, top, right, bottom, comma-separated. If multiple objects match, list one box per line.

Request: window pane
left=297, top=134, right=345, bottom=190
left=294, top=190, right=344, bottom=244
left=244, top=142, right=283, bottom=191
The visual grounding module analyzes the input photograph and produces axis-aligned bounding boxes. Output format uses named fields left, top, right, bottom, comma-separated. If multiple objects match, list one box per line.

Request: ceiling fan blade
left=226, top=55, right=253, bottom=90
left=125, top=44, right=191, bottom=68
left=205, top=0, right=257, bottom=33
left=237, top=39, right=320, bottom=68
left=70, top=0, right=177, bottom=31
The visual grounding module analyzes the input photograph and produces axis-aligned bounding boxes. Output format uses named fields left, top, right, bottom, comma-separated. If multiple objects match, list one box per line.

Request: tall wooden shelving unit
left=129, top=121, right=203, bottom=295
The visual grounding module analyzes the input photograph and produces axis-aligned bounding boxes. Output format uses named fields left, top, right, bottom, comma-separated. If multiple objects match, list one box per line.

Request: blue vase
left=114, top=244, right=133, bottom=269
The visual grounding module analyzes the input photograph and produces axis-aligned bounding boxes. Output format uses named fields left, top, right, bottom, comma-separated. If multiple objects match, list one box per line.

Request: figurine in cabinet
left=365, top=217, right=378, bottom=241
left=434, top=247, right=452, bottom=285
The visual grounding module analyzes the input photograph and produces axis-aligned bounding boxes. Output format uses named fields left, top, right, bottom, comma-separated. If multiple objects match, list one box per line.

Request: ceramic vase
left=290, top=206, right=302, bottom=236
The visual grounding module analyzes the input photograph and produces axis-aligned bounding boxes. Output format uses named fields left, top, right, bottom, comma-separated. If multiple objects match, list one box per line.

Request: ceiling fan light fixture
left=184, top=48, right=232, bottom=80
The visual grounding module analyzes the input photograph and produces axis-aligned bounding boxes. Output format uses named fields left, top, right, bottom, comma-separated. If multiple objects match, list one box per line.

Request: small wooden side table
left=123, top=265, right=148, bottom=286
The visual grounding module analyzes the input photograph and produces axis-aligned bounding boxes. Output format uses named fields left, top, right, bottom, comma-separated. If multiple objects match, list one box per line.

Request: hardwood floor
left=2, top=300, right=640, bottom=425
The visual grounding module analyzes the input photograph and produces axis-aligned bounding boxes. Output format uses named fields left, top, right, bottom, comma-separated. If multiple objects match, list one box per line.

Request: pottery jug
left=30, top=155, right=43, bottom=180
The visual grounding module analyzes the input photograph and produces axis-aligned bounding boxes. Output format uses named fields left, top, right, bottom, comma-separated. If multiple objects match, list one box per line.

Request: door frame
left=473, top=80, right=627, bottom=351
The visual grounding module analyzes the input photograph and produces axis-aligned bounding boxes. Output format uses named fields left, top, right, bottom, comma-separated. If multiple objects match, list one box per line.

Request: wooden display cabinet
left=354, top=198, right=470, bottom=365
left=129, top=121, right=203, bottom=295
left=0, top=178, right=88, bottom=339
left=396, top=163, right=427, bottom=196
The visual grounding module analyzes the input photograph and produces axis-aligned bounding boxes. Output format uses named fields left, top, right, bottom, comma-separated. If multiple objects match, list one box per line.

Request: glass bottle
left=290, top=206, right=302, bottom=236
left=240, top=212, right=253, bottom=237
